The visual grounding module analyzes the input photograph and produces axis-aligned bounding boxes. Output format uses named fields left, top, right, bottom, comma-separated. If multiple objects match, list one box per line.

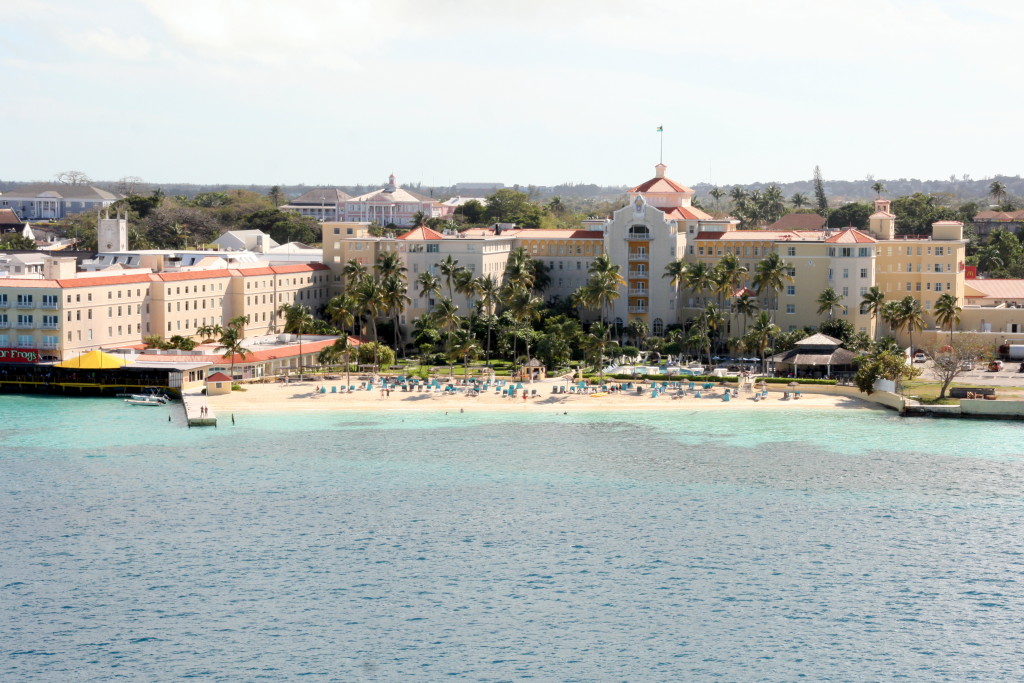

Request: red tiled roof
left=397, top=226, right=444, bottom=240
left=824, top=228, right=877, bottom=244
left=659, top=206, right=712, bottom=221
left=767, top=213, right=826, bottom=231
left=57, top=273, right=156, bottom=288
left=206, top=372, right=233, bottom=382
left=158, top=269, right=233, bottom=281
left=629, top=177, right=694, bottom=194
left=974, top=210, right=1024, bottom=221
left=0, top=279, right=61, bottom=288
left=0, top=208, right=22, bottom=225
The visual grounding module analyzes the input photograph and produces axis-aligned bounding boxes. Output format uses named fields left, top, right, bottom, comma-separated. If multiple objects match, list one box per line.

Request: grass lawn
left=904, top=379, right=1024, bottom=404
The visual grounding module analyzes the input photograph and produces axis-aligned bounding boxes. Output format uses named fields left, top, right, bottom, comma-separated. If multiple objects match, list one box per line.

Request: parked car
left=961, top=361, right=975, bottom=371
left=988, top=360, right=1004, bottom=372
left=913, top=352, right=927, bottom=363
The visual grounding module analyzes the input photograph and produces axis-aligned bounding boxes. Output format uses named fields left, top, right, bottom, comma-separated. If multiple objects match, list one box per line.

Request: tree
left=382, top=272, right=411, bottom=355
left=663, top=258, right=687, bottom=308
left=477, top=274, right=501, bottom=366
left=854, top=347, right=919, bottom=395
left=505, top=286, right=541, bottom=366
left=326, top=293, right=357, bottom=335
left=701, top=302, right=726, bottom=367
left=580, top=322, right=618, bottom=382
left=342, top=259, right=369, bottom=289
left=826, top=202, right=872, bottom=230
left=816, top=287, right=845, bottom=319
left=356, top=342, right=395, bottom=370
left=790, top=192, right=809, bottom=209
left=733, top=291, right=759, bottom=336
left=451, top=328, right=481, bottom=379
left=484, top=188, right=545, bottom=228
left=752, top=252, right=792, bottom=321
left=890, top=193, right=961, bottom=235
left=709, top=187, right=725, bottom=210
left=354, top=278, right=386, bottom=370
left=715, top=253, right=748, bottom=309
left=505, top=246, right=536, bottom=291
left=54, top=170, right=91, bottom=185
left=745, top=311, right=780, bottom=374
left=860, top=286, right=886, bottom=339
left=933, top=292, right=962, bottom=345
left=818, top=318, right=855, bottom=346
left=216, top=326, right=250, bottom=381
left=898, top=295, right=926, bottom=353
left=416, top=272, right=442, bottom=310
left=626, top=318, right=649, bottom=347
left=278, top=303, right=316, bottom=375
left=268, top=186, right=285, bottom=207
left=989, top=179, right=1008, bottom=206
left=871, top=181, right=886, bottom=198
left=455, top=199, right=486, bottom=223
left=0, top=234, right=36, bottom=250
left=433, top=297, right=461, bottom=377
left=880, top=300, right=906, bottom=342
left=813, top=165, right=828, bottom=216
left=684, top=261, right=715, bottom=308
left=195, top=323, right=223, bottom=343
left=922, top=334, right=990, bottom=399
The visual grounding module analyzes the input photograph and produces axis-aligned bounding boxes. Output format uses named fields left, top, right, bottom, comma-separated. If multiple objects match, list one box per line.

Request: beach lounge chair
left=331, top=386, right=337, bottom=393
left=695, top=391, right=702, bottom=398
left=795, top=391, right=801, bottom=399
left=782, top=391, right=790, bottom=400
left=723, top=392, right=730, bottom=402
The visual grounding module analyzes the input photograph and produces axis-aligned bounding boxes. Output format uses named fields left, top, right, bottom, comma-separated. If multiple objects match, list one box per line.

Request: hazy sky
left=2, top=0, right=1021, bottom=188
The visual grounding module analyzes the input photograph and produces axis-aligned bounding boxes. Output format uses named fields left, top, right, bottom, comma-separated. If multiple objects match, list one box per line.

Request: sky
left=2, top=0, right=1022, bottom=189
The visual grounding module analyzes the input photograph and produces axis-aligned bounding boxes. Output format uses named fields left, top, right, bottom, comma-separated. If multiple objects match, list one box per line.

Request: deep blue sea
left=3, top=396, right=1024, bottom=681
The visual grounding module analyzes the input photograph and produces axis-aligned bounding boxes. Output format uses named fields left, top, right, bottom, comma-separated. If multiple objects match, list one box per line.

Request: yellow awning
left=55, top=350, right=127, bottom=369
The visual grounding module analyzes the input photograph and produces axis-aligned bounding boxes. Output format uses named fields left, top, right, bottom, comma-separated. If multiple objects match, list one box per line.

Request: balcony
left=625, top=235, right=652, bottom=242
left=0, top=322, right=8, bottom=328
left=40, top=341, right=59, bottom=349
left=41, top=323, right=59, bottom=330
left=15, top=302, right=33, bottom=309
left=628, top=306, right=649, bottom=314
left=14, top=322, right=36, bottom=330
left=41, top=302, right=58, bottom=309
left=0, top=300, right=8, bottom=308
left=627, top=252, right=649, bottom=261
left=628, top=288, right=649, bottom=296
left=627, top=271, right=649, bottom=279
left=16, top=341, right=36, bottom=348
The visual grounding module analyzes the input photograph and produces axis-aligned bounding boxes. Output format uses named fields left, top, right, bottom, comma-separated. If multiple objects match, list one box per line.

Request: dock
left=182, top=392, right=217, bottom=427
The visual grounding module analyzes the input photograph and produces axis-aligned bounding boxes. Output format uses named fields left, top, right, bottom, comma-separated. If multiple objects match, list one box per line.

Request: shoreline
left=205, top=380, right=880, bottom=415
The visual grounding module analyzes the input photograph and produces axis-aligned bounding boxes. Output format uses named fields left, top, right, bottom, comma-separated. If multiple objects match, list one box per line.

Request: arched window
left=613, top=317, right=624, bottom=334
left=652, top=318, right=664, bottom=336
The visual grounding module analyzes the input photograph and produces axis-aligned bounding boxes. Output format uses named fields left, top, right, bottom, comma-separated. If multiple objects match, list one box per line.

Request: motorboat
left=125, top=396, right=164, bottom=406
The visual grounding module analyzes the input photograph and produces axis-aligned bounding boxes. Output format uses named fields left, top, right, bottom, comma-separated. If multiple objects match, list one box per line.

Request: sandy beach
left=206, top=378, right=874, bottom=414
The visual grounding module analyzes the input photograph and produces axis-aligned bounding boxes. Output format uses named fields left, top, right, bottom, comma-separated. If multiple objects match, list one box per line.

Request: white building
left=0, top=184, right=120, bottom=220
left=343, top=174, right=441, bottom=227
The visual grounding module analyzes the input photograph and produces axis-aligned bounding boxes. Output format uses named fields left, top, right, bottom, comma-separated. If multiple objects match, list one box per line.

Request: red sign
left=0, top=348, right=42, bottom=363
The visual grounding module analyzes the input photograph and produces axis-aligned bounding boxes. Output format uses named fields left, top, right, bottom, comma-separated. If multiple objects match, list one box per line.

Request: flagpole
left=659, top=127, right=663, bottom=164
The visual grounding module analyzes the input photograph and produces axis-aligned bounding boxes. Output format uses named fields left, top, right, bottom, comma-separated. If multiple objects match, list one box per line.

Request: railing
left=41, top=341, right=59, bottom=349
left=625, top=234, right=652, bottom=241
left=14, top=322, right=36, bottom=330
left=41, top=323, right=59, bottom=330
left=627, top=288, right=649, bottom=296
left=627, top=271, right=649, bottom=279
left=0, top=300, right=8, bottom=308
left=628, top=306, right=649, bottom=314
left=41, top=302, right=58, bottom=309
left=15, top=302, right=33, bottom=309
left=16, top=341, right=36, bottom=348
left=0, top=322, right=9, bottom=328
left=627, top=253, right=649, bottom=261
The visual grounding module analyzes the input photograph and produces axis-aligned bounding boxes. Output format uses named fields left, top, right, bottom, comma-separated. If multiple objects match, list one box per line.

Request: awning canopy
left=55, top=350, right=127, bottom=369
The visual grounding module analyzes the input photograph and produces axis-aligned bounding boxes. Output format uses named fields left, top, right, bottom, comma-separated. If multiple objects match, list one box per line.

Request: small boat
left=129, top=392, right=169, bottom=403
left=125, top=397, right=163, bottom=406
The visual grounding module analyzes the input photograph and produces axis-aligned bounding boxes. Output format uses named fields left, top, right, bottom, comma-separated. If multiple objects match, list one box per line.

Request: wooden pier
left=182, top=393, right=217, bottom=427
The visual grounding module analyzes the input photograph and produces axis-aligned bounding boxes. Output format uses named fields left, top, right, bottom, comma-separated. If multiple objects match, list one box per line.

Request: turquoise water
left=3, top=396, right=1024, bottom=680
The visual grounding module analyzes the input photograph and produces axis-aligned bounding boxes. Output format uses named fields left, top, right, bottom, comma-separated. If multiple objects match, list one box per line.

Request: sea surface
left=2, top=396, right=1024, bottom=681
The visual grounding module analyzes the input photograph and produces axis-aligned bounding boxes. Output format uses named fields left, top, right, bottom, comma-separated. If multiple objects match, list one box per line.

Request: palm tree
left=790, top=192, right=809, bottom=209
left=433, top=297, right=461, bottom=377
left=587, top=272, right=623, bottom=329
left=580, top=322, right=618, bottom=382
left=860, top=286, right=886, bottom=339
left=195, top=323, right=223, bottom=343
left=733, top=292, right=758, bottom=336
left=477, top=274, right=501, bottom=366
left=216, top=326, right=250, bottom=381
left=626, top=318, right=649, bottom=348
left=382, top=272, right=411, bottom=355
left=455, top=271, right=482, bottom=326
left=702, top=302, right=726, bottom=367
left=332, top=336, right=353, bottom=387
left=451, top=328, right=481, bottom=379
left=752, top=252, right=792, bottom=322
left=880, top=300, right=906, bottom=341
left=747, top=311, right=780, bottom=374
left=684, top=261, right=715, bottom=308
left=709, top=187, right=725, bottom=211
left=505, top=286, right=541, bottom=366
left=816, top=287, right=845, bottom=320
left=342, top=259, right=368, bottom=289
left=662, top=257, right=688, bottom=307
left=504, top=246, right=535, bottom=291
left=899, top=296, right=926, bottom=354
left=934, top=293, right=961, bottom=346
left=415, top=271, right=442, bottom=313
left=354, top=277, right=386, bottom=371
left=871, top=181, right=886, bottom=197
left=989, top=179, right=1008, bottom=206
left=375, top=250, right=404, bottom=282
left=278, top=303, right=316, bottom=376
left=438, top=255, right=462, bottom=300
left=326, top=293, right=357, bottom=336
left=715, top=252, right=748, bottom=309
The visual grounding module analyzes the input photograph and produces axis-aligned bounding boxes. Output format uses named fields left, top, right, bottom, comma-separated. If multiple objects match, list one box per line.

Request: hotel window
left=842, top=287, right=849, bottom=296
left=786, top=268, right=795, bottom=277
left=860, top=287, right=867, bottom=296
left=698, top=247, right=704, bottom=255
left=935, top=283, right=943, bottom=292
left=860, top=268, right=868, bottom=278
left=786, top=285, right=795, bottom=296
left=785, top=304, right=795, bottom=314
left=936, top=246, right=944, bottom=256
left=753, top=247, right=760, bottom=256
left=915, top=283, right=921, bottom=291
left=926, top=283, right=931, bottom=290
left=840, top=248, right=852, bottom=257
left=786, top=247, right=796, bottom=256
left=17, top=335, right=33, bottom=348
left=842, top=269, right=849, bottom=279
left=858, top=248, right=871, bottom=257
left=906, top=282, right=911, bottom=291
left=934, top=263, right=942, bottom=272
left=16, top=294, right=33, bottom=306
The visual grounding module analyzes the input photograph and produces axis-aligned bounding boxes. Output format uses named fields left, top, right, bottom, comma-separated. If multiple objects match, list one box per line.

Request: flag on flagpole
left=656, top=126, right=663, bottom=132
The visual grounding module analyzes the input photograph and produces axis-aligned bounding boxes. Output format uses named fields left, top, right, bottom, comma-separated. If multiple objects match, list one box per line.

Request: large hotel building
left=1, top=164, right=1021, bottom=367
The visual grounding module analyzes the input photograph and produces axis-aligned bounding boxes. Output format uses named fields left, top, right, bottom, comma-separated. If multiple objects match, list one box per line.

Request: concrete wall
left=960, top=399, right=1024, bottom=418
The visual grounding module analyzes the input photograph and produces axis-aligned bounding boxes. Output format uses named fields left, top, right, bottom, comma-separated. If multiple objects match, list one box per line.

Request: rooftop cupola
left=654, top=163, right=667, bottom=179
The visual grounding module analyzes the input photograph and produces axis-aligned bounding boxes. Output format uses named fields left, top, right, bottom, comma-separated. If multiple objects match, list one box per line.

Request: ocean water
left=3, top=396, right=1024, bottom=681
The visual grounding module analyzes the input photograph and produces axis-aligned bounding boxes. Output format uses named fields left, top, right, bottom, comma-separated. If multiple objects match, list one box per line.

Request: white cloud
left=64, top=27, right=153, bottom=61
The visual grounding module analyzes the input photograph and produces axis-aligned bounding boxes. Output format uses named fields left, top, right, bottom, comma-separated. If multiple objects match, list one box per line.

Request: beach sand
left=206, top=378, right=873, bottom=414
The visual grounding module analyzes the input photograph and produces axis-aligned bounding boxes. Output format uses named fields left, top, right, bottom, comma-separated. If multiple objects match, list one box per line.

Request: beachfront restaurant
left=0, top=349, right=210, bottom=397
left=768, top=333, right=857, bottom=379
